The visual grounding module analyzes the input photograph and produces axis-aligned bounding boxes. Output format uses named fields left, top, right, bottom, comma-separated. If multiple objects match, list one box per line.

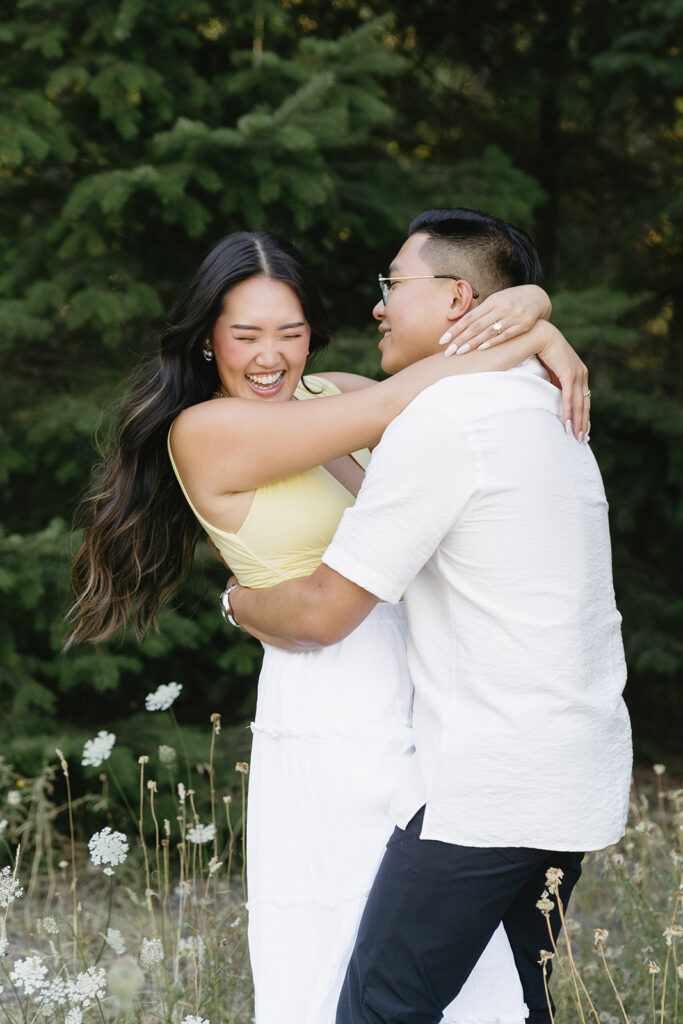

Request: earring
left=202, top=339, right=214, bottom=362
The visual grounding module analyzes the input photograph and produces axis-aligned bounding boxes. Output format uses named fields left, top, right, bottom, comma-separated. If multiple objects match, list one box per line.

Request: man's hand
left=225, top=565, right=379, bottom=648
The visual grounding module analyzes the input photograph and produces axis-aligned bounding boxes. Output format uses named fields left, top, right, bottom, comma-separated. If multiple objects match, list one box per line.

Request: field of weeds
left=0, top=686, right=680, bottom=1024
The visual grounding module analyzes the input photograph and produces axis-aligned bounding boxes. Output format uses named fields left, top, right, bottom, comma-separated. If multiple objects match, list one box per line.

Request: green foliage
left=0, top=0, right=680, bottom=765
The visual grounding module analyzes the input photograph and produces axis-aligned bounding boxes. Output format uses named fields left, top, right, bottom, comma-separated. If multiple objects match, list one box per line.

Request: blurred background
left=1, top=0, right=681, bottom=793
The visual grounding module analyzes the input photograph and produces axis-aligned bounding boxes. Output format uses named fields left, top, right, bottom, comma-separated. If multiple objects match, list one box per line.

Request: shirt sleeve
left=322, top=401, right=481, bottom=602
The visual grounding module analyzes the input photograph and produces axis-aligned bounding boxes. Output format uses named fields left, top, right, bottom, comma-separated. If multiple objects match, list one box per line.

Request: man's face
left=373, top=233, right=468, bottom=374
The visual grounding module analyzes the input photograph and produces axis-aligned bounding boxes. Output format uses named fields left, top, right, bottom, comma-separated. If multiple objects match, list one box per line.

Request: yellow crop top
left=167, top=375, right=371, bottom=589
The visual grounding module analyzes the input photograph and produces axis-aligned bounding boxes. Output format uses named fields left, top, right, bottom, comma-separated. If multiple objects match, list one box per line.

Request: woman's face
left=210, top=276, right=311, bottom=401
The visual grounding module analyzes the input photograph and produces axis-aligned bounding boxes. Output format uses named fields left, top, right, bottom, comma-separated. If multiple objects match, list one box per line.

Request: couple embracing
left=69, top=207, right=632, bottom=1024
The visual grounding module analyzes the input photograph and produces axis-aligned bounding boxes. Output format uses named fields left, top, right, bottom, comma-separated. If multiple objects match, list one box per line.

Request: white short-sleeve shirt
left=323, top=359, right=632, bottom=851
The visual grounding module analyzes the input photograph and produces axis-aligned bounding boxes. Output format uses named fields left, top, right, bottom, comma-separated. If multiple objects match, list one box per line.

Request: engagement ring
left=492, top=321, right=503, bottom=333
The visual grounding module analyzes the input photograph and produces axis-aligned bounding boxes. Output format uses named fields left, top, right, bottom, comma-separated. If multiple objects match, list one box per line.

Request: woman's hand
left=439, top=284, right=552, bottom=356
left=534, top=324, right=591, bottom=440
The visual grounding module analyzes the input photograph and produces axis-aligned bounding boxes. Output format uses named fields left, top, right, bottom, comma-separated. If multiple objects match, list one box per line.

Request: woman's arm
left=171, top=322, right=587, bottom=496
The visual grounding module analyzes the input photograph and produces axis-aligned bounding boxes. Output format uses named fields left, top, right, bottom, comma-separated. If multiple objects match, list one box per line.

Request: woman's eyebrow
left=229, top=322, right=305, bottom=330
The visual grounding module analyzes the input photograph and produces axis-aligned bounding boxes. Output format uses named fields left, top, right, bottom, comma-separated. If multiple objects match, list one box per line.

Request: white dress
left=247, top=603, right=527, bottom=1024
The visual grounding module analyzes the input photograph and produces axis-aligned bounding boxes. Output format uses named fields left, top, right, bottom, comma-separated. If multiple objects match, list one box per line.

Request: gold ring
left=583, top=390, right=591, bottom=398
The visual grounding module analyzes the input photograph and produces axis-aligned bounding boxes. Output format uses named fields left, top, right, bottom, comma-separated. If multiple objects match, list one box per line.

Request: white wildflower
left=65, top=1009, right=83, bottom=1024
left=611, top=852, right=625, bottom=867
left=81, top=731, right=116, bottom=768
left=593, top=928, right=609, bottom=946
left=106, top=928, right=126, bottom=955
left=88, top=827, right=129, bottom=875
left=178, top=782, right=186, bottom=803
left=140, top=937, right=164, bottom=968
left=178, top=936, right=206, bottom=961
left=41, top=977, right=69, bottom=1008
left=235, top=761, right=249, bottom=774
left=648, top=959, right=660, bottom=974
left=538, top=950, right=554, bottom=968
left=0, top=819, right=7, bottom=834
left=145, top=681, right=182, bottom=711
left=68, top=965, right=106, bottom=1007
left=158, top=744, right=177, bottom=765
left=41, top=916, right=59, bottom=935
left=10, top=955, right=48, bottom=996
left=181, top=1016, right=210, bottom=1024
left=107, top=958, right=144, bottom=1005
left=187, top=823, right=215, bottom=845
left=635, top=820, right=654, bottom=834
left=0, top=865, right=24, bottom=908
left=0, top=937, right=8, bottom=956
left=653, top=763, right=666, bottom=776
left=6, top=790, right=21, bottom=807
left=663, top=925, right=683, bottom=946
left=678, top=963, right=683, bottom=980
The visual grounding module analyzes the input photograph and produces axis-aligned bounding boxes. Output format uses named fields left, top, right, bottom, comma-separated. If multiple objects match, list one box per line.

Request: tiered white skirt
left=246, top=603, right=527, bottom=1024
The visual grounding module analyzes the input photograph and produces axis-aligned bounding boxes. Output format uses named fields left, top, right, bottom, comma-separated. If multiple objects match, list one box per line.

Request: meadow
left=0, top=683, right=680, bottom=1024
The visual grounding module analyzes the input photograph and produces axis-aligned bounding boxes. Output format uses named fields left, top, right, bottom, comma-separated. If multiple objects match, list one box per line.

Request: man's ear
left=444, top=280, right=477, bottom=323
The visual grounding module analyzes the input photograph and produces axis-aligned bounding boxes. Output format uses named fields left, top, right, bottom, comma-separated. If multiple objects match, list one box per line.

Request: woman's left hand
left=440, top=284, right=552, bottom=356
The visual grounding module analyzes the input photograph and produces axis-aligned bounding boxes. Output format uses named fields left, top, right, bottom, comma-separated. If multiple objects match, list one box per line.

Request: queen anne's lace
left=88, top=827, right=129, bottom=875
left=140, top=937, right=164, bottom=968
left=10, top=956, right=48, bottom=996
left=187, top=823, right=215, bottom=845
left=81, top=730, right=116, bottom=768
left=0, top=866, right=23, bottom=909
left=68, top=965, right=107, bottom=1007
left=145, top=682, right=182, bottom=711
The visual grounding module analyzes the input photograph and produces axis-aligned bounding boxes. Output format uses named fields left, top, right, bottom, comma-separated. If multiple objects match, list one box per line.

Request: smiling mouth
left=245, top=371, right=286, bottom=392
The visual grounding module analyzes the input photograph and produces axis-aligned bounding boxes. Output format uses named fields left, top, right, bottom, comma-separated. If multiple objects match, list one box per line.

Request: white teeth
left=246, top=372, right=284, bottom=387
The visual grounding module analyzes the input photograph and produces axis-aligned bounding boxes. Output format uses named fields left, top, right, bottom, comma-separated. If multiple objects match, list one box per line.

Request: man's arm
left=229, top=566, right=379, bottom=650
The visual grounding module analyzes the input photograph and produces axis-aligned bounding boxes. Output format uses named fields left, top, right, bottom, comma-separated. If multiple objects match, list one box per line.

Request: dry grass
left=1, top=710, right=681, bottom=1024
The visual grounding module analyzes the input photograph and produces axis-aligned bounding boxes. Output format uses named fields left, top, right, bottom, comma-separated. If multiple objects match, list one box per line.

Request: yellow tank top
left=167, top=375, right=371, bottom=588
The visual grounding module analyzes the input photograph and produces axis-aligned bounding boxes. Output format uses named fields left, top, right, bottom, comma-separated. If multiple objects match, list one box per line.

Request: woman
left=68, top=231, right=588, bottom=1023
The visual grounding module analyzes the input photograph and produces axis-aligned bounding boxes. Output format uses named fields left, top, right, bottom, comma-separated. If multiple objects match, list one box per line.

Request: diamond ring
left=492, top=321, right=503, bottom=333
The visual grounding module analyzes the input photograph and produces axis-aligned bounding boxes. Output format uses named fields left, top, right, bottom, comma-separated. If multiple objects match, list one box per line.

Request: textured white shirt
left=323, top=359, right=632, bottom=850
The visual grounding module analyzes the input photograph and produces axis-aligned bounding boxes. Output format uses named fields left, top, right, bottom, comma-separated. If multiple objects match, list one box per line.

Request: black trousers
left=336, top=807, right=583, bottom=1024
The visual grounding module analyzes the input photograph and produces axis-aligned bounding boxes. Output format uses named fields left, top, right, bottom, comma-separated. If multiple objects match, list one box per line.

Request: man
left=227, top=208, right=632, bottom=1023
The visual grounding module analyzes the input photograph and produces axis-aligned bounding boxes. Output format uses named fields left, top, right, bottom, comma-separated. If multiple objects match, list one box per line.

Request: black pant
left=336, top=807, right=583, bottom=1024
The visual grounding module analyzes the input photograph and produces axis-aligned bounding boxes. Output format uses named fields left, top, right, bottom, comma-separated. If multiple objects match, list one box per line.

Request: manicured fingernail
left=578, top=431, right=584, bottom=442
left=479, top=342, right=491, bottom=350
left=585, top=434, right=591, bottom=443
left=565, top=419, right=573, bottom=434
left=444, top=342, right=457, bottom=357
left=457, top=344, right=471, bottom=355
left=438, top=330, right=452, bottom=346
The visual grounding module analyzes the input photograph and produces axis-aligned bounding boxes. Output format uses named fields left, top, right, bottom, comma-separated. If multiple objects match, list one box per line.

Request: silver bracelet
left=220, top=583, right=240, bottom=628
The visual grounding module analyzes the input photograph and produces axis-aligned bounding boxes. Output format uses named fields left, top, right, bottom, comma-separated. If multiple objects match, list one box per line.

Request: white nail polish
left=578, top=431, right=584, bottom=442
left=565, top=419, right=573, bottom=434
left=479, top=342, right=491, bottom=350
left=444, top=342, right=457, bottom=357
left=457, top=344, right=471, bottom=355
left=438, top=331, right=452, bottom=346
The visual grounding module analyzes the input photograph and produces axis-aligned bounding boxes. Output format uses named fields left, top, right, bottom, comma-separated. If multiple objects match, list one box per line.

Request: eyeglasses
left=378, top=273, right=479, bottom=303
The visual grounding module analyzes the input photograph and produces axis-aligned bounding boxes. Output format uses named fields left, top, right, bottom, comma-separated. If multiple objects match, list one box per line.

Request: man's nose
left=372, top=298, right=385, bottom=321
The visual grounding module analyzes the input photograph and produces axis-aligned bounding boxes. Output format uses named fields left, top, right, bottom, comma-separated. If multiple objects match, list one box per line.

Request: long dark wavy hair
left=65, top=231, right=331, bottom=647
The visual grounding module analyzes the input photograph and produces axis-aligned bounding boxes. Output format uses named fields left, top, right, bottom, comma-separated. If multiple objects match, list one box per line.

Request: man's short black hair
left=409, top=208, right=543, bottom=299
